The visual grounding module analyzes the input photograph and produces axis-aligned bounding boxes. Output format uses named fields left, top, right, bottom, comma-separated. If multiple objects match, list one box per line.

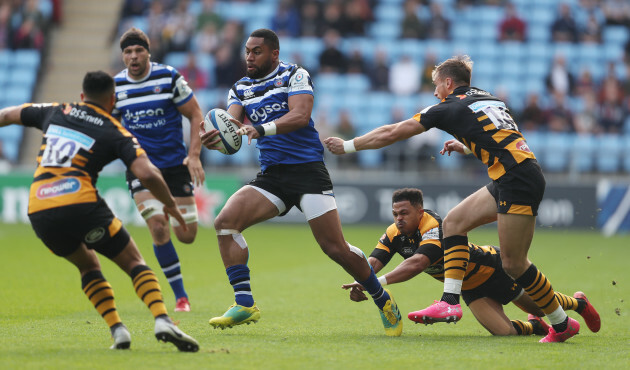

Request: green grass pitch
left=0, top=222, right=628, bottom=369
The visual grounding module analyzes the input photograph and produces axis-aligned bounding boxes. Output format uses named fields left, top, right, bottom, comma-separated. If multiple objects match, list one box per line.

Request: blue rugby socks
left=227, top=264, right=254, bottom=307
left=357, top=267, right=390, bottom=310
left=153, top=240, right=188, bottom=300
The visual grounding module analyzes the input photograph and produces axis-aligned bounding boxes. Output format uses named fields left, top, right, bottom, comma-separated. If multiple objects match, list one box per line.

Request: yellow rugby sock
left=131, top=265, right=168, bottom=318
left=82, top=270, right=121, bottom=328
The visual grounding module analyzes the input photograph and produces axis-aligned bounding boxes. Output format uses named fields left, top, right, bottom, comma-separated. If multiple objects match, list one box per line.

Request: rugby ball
left=204, top=108, right=242, bottom=155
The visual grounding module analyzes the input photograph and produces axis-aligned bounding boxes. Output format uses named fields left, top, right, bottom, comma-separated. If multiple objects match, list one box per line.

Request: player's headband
left=120, top=36, right=149, bottom=52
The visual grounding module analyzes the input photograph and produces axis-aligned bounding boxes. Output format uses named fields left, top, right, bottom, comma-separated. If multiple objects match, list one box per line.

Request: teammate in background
left=0, top=71, right=199, bottom=351
left=200, top=28, right=402, bottom=336
left=325, top=55, right=579, bottom=343
left=342, top=188, right=601, bottom=336
left=113, top=28, right=205, bottom=312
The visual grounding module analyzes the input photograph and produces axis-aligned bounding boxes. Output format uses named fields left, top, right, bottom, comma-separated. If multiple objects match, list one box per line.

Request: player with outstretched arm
left=325, top=55, right=579, bottom=343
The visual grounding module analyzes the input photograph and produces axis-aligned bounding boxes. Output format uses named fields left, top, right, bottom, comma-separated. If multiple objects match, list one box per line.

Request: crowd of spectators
left=0, top=0, right=60, bottom=51
left=113, top=0, right=630, bottom=172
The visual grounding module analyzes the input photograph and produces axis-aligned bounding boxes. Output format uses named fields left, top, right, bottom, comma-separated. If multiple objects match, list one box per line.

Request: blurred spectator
left=346, top=49, right=368, bottom=75
left=163, top=0, right=195, bottom=52
left=318, top=29, right=347, bottom=73
left=520, top=93, right=547, bottom=132
left=179, top=52, right=208, bottom=90
left=545, top=92, right=575, bottom=132
left=580, top=12, right=602, bottom=43
left=370, top=49, right=390, bottom=91
left=121, top=0, right=145, bottom=18
left=575, top=68, right=596, bottom=97
left=420, top=52, right=437, bottom=91
left=300, top=1, right=322, bottom=37
left=13, top=18, right=44, bottom=49
left=321, top=2, right=344, bottom=35
left=546, top=54, right=575, bottom=97
left=550, top=3, right=579, bottom=43
left=401, top=0, right=424, bottom=39
left=598, top=63, right=625, bottom=132
left=21, top=0, right=47, bottom=31
left=214, top=43, right=242, bottom=88
left=0, top=2, right=13, bottom=49
left=272, top=0, right=300, bottom=38
left=426, top=2, right=450, bottom=40
left=335, top=110, right=358, bottom=167
left=193, top=23, right=220, bottom=54
left=601, top=0, right=630, bottom=27
left=343, top=0, right=369, bottom=37
left=498, top=2, right=526, bottom=42
left=197, top=0, right=224, bottom=32
left=573, top=92, right=600, bottom=134
left=389, top=54, right=421, bottom=95
left=145, top=1, right=169, bottom=62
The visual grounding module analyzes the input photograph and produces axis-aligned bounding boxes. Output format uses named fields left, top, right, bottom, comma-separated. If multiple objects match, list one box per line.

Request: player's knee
left=175, top=229, right=196, bottom=244
left=501, top=258, right=526, bottom=279
left=149, top=220, right=170, bottom=241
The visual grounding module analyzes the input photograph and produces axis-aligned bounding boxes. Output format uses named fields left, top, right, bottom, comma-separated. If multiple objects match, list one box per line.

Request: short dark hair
left=392, top=188, right=424, bottom=208
left=82, top=71, right=115, bottom=101
left=249, top=28, right=280, bottom=51
left=432, top=55, right=473, bottom=86
left=119, top=27, right=151, bottom=51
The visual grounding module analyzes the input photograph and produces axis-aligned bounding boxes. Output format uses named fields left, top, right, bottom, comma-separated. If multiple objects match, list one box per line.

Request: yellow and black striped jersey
left=413, top=86, right=536, bottom=180
left=370, top=208, right=500, bottom=290
left=20, top=102, right=145, bottom=214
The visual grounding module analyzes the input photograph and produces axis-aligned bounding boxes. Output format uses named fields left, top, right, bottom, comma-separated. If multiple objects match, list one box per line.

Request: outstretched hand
left=342, top=282, right=368, bottom=302
left=440, top=139, right=467, bottom=156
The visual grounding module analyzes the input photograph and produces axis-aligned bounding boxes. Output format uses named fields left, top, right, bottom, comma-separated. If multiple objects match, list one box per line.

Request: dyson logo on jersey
left=124, top=108, right=165, bottom=123
left=67, top=107, right=104, bottom=126
left=249, top=102, right=289, bottom=122
left=36, top=178, right=80, bottom=199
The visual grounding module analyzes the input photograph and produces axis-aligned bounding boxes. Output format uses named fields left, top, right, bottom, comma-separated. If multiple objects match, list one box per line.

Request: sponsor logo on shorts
left=85, top=227, right=106, bottom=243
left=36, top=178, right=80, bottom=199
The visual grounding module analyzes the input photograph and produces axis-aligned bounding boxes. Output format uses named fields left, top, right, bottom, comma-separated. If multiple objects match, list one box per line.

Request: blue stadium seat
left=526, top=58, right=551, bottom=79
left=0, top=68, right=9, bottom=86
left=526, top=42, right=553, bottom=63
left=603, top=25, right=629, bottom=45
left=577, top=44, right=601, bottom=65
left=374, top=4, right=404, bottom=22
left=522, top=130, right=546, bottom=158
left=164, top=52, right=188, bottom=69
left=0, top=50, right=11, bottom=69
left=540, top=132, right=572, bottom=172
left=12, top=49, right=40, bottom=69
left=498, top=41, right=526, bottom=62
left=9, top=68, right=37, bottom=89
left=435, top=132, right=462, bottom=170
left=595, top=134, right=623, bottom=173
left=4, top=84, right=32, bottom=105
left=314, top=73, right=342, bottom=94
left=527, top=26, right=549, bottom=43
left=343, top=74, right=371, bottom=92
left=622, top=136, right=630, bottom=173
left=369, top=22, right=401, bottom=41
left=195, top=89, right=223, bottom=112
left=571, top=134, right=596, bottom=173
left=603, top=43, right=624, bottom=62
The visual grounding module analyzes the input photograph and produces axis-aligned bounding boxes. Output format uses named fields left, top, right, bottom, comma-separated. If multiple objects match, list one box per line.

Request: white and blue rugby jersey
left=227, top=61, right=323, bottom=170
left=113, top=62, right=193, bottom=169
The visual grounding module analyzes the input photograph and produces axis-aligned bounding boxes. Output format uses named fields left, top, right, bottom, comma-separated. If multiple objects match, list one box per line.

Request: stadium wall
left=0, top=173, right=609, bottom=232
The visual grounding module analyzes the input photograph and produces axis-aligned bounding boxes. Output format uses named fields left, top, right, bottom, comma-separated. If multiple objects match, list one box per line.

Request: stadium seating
left=149, top=0, right=629, bottom=174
